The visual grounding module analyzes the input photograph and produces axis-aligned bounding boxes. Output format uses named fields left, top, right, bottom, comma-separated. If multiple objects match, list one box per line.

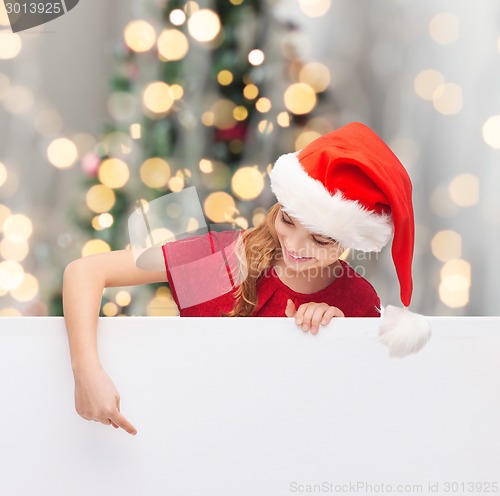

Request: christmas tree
left=49, top=0, right=331, bottom=316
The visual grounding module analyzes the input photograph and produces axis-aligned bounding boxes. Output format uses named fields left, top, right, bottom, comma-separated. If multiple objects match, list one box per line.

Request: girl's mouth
left=284, top=246, right=314, bottom=263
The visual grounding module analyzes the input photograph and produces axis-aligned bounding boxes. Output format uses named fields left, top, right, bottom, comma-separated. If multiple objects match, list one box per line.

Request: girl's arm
left=63, top=248, right=168, bottom=435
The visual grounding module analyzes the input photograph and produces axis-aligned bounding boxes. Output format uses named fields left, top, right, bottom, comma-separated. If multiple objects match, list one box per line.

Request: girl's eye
left=281, top=212, right=336, bottom=246
left=312, top=238, right=331, bottom=246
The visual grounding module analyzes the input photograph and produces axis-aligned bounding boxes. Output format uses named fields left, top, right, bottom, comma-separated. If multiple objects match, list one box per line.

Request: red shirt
left=161, top=232, right=380, bottom=318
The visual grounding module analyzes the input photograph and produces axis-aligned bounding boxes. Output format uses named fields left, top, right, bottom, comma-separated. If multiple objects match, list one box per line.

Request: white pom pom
left=377, top=305, right=432, bottom=358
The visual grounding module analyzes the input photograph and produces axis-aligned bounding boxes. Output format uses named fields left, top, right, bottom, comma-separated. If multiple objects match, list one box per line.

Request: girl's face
left=274, top=207, right=345, bottom=272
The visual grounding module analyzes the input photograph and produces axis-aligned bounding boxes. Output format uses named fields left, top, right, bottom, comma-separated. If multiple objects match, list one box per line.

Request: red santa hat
left=269, top=122, right=431, bottom=358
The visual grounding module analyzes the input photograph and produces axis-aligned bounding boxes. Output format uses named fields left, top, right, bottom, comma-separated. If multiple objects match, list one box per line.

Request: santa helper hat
left=269, top=122, right=431, bottom=358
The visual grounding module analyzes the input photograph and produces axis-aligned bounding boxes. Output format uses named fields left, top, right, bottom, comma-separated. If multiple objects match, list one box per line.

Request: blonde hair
left=220, top=202, right=281, bottom=317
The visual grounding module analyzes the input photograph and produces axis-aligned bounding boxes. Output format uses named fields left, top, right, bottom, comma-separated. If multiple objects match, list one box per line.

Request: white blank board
left=1, top=316, right=499, bottom=496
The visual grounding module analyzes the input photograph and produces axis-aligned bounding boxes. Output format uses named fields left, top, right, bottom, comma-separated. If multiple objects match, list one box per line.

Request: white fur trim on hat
left=269, top=151, right=393, bottom=252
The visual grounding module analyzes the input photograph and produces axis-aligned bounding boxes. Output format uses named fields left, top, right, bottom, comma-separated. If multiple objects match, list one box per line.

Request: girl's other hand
left=74, top=365, right=138, bottom=436
left=285, top=299, right=344, bottom=334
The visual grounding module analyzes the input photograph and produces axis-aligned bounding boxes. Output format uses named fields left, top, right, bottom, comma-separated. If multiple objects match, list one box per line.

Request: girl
left=63, top=122, right=430, bottom=436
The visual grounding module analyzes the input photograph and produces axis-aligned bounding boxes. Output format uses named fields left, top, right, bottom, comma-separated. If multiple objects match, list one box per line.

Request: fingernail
left=321, top=319, right=327, bottom=325
left=302, top=324, right=309, bottom=331
left=296, top=319, right=302, bottom=325
left=311, top=327, right=317, bottom=333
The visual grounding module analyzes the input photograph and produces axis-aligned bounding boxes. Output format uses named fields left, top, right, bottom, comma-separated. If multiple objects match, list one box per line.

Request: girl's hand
left=285, top=299, right=345, bottom=334
left=74, top=365, right=138, bottom=436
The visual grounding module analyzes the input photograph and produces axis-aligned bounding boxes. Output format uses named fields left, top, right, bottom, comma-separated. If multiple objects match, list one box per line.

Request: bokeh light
left=248, top=49, right=265, bottom=66
left=482, top=115, right=500, bottom=149
left=170, top=84, right=184, bottom=100
left=81, top=239, right=111, bottom=257
left=3, top=85, right=34, bottom=114
left=86, top=185, right=116, bottom=213
left=47, top=138, right=78, bottom=169
left=243, top=84, right=259, bottom=100
left=158, top=29, right=189, bottom=61
left=429, top=12, right=459, bottom=45
left=142, top=81, right=174, bottom=115
left=199, top=158, right=213, bottom=173
left=170, top=9, right=186, bottom=26
left=299, top=62, right=331, bottom=93
left=217, top=70, right=233, bottom=86
left=204, top=192, right=237, bottom=223
left=140, top=157, right=171, bottom=188
left=432, top=83, right=462, bottom=115
left=295, top=130, right=321, bottom=150
left=277, top=112, right=290, bottom=127
left=431, top=230, right=461, bottom=262
left=130, top=123, right=141, bottom=139
left=298, top=0, right=331, bottom=17
left=255, top=97, right=271, bottom=113
left=124, top=20, right=156, bottom=52
left=231, top=167, right=265, bottom=200
left=211, top=99, right=237, bottom=130
left=168, top=175, right=185, bottom=192
left=10, top=273, right=39, bottom=302
left=439, top=259, right=471, bottom=308
left=252, top=207, right=266, bottom=227
left=116, top=290, right=132, bottom=307
left=98, top=158, right=130, bottom=189
left=102, top=302, right=118, bottom=316
left=3, top=214, right=33, bottom=243
left=147, top=287, right=178, bottom=316
left=0, top=260, right=24, bottom=290
left=0, top=238, right=29, bottom=261
left=0, top=161, right=6, bottom=187
left=449, top=174, right=479, bottom=207
left=187, top=9, right=221, bottom=42
left=414, top=69, right=445, bottom=101
left=0, top=31, right=22, bottom=59
left=233, top=106, right=248, bottom=121
left=257, top=120, right=273, bottom=134
left=284, top=83, right=317, bottom=115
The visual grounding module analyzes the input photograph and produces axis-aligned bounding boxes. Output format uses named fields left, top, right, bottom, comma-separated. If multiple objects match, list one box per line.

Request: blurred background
left=1, top=0, right=499, bottom=317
